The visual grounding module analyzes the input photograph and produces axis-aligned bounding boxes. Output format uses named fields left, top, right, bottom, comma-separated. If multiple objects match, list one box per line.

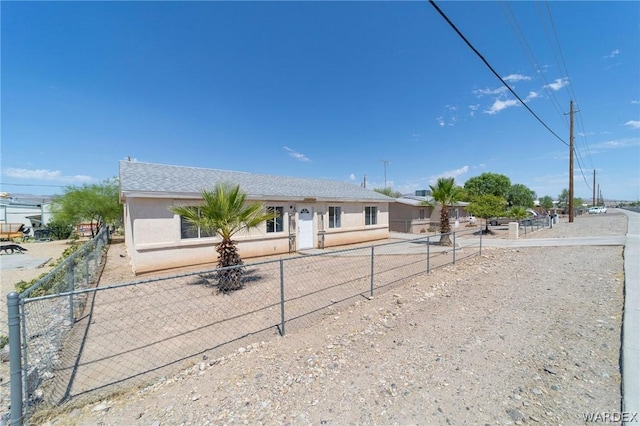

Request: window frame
left=179, top=207, right=216, bottom=239
left=266, top=206, right=284, bottom=233
left=365, top=206, right=378, bottom=226
left=328, top=206, right=341, bottom=229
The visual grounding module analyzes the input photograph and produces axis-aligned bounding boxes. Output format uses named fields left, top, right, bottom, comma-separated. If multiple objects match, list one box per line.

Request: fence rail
left=8, top=227, right=485, bottom=424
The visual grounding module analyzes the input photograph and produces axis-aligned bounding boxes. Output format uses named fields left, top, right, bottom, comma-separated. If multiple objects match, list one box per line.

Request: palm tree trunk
left=216, top=239, right=245, bottom=292
left=439, top=206, right=452, bottom=246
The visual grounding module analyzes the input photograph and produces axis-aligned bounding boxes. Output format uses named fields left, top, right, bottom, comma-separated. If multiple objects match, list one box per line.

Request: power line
left=0, top=182, right=67, bottom=188
left=499, top=1, right=569, bottom=128
left=540, top=1, right=595, bottom=171
left=428, top=0, right=569, bottom=147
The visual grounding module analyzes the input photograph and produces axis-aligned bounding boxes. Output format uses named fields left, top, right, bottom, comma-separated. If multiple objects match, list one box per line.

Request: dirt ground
left=0, top=213, right=627, bottom=425
left=18, top=212, right=624, bottom=426
left=0, top=239, right=79, bottom=336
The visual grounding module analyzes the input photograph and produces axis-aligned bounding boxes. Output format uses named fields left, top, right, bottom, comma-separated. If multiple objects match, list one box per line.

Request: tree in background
left=46, top=219, right=74, bottom=240
left=557, top=189, right=570, bottom=211
left=466, top=194, right=507, bottom=234
left=169, top=183, right=276, bottom=293
left=507, top=206, right=531, bottom=222
left=51, top=178, right=121, bottom=238
left=506, top=184, right=536, bottom=208
left=539, top=195, right=554, bottom=211
left=374, top=187, right=402, bottom=198
left=423, top=177, right=463, bottom=246
left=464, top=172, right=512, bottom=198
left=557, top=189, right=586, bottom=214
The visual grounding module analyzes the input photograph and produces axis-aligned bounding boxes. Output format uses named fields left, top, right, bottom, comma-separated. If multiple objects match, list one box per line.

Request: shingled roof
left=119, top=161, right=392, bottom=202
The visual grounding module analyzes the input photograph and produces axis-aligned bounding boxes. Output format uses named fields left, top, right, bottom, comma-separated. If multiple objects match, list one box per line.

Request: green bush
left=46, top=219, right=74, bottom=240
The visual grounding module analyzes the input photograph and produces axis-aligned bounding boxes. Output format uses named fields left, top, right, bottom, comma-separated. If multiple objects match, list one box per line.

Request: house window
left=180, top=208, right=215, bottom=239
left=266, top=206, right=284, bottom=233
left=419, top=208, right=426, bottom=220
left=365, top=206, right=377, bottom=226
left=328, top=206, right=341, bottom=228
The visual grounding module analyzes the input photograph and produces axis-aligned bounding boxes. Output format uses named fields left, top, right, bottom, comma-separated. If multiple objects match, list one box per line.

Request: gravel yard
left=5, top=213, right=628, bottom=425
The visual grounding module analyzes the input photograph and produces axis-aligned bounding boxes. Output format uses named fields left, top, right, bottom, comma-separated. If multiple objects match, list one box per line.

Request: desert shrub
left=46, top=219, right=74, bottom=240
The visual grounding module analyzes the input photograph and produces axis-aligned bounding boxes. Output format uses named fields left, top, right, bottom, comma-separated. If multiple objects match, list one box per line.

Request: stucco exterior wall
left=123, top=197, right=389, bottom=274
left=389, top=203, right=434, bottom=233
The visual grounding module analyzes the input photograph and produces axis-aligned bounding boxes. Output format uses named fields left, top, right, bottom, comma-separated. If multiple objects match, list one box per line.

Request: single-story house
left=389, top=192, right=471, bottom=234
left=119, top=161, right=392, bottom=274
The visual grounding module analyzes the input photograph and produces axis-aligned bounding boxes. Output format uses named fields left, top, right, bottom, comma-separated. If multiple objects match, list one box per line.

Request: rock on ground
left=27, top=214, right=630, bottom=425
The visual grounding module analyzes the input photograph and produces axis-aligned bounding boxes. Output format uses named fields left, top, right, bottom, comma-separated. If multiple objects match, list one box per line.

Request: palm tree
left=170, top=183, right=277, bottom=292
left=427, top=177, right=462, bottom=246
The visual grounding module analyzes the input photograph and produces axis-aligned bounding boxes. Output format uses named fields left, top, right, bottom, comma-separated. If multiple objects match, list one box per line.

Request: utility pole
left=592, top=169, right=596, bottom=207
left=382, top=160, right=390, bottom=189
left=598, top=184, right=602, bottom=206
left=569, top=101, right=575, bottom=223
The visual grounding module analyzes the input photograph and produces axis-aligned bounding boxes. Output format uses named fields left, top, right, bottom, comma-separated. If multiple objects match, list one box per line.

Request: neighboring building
left=0, top=193, right=53, bottom=238
left=389, top=192, right=470, bottom=234
left=389, top=197, right=435, bottom=233
left=119, top=161, right=392, bottom=274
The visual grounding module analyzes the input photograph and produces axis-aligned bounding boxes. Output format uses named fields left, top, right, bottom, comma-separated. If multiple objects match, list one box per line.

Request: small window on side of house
left=266, top=206, right=284, bottom=233
left=328, top=206, right=341, bottom=228
left=365, top=206, right=378, bottom=226
left=179, top=207, right=215, bottom=239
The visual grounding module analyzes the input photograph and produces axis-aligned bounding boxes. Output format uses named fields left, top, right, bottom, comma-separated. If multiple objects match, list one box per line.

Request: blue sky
left=2, top=1, right=639, bottom=202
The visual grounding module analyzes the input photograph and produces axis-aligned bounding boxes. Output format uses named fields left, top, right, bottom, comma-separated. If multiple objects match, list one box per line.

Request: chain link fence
left=8, top=228, right=482, bottom=424
left=5, top=227, right=109, bottom=425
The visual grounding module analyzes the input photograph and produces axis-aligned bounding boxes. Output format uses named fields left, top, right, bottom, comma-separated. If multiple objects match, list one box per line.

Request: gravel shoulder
left=15, top=213, right=630, bottom=425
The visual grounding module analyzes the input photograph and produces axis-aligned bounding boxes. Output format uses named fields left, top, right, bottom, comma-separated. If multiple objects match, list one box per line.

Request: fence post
left=370, top=246, right=375, bottom=297
left=67, top=260, right=74, bottom=324
left=85, top=249, right=90, bottom=288
left=8, top=292, right=23, bottom=426
left=426, top=235, right=430, bottom=273
left=452, top=232, right=456, bottom=265
left=94, top=238, right=99, bottom=273
left=278, top=259, right=285, bottom=336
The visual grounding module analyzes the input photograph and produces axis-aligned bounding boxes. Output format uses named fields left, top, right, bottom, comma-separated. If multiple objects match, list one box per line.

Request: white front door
left=298, top=207, right=313, bottom=249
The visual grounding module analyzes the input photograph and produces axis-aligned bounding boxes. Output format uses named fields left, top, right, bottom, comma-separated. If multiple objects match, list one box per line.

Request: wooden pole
left=569, top=101, right=575, bottom=223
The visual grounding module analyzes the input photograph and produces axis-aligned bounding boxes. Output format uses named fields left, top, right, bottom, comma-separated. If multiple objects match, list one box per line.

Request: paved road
left=0, top=254, right=50, bottom=271
left=459, top=234, right=625, bottom=248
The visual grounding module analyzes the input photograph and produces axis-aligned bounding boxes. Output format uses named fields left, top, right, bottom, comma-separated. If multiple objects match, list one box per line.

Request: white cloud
left=282, top=146, right=310, bottom=162
left=349, top=173, right=356, bottom=180
left=625, top=120, right=640, bottom=129
left=503, top=74, right=531, bottom=82
left=429, top=166, right=470, bottom=184
left=469, top=104, right=480, bottom=117
left=544, top=78, right=569, bottom=91
left=525, top=91, right=540, bottom=101
left=589, top=137, right=640, bottom=152
left=603, top=49, right=620, bottom=59
left=437, top=106, right=459, bottom=127
left=473, top=86, right=508, bottom=97
left=484, top=98, right=519, bottom=115
left=2, top=168, right=94, bottom=183
left=631, top=100, right=640, bottom=105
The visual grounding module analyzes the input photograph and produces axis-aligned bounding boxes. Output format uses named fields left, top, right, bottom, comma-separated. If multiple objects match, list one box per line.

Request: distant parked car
left=588, top=206, right=607, bottom=214
left=488, top=217, right=513, bottom=226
